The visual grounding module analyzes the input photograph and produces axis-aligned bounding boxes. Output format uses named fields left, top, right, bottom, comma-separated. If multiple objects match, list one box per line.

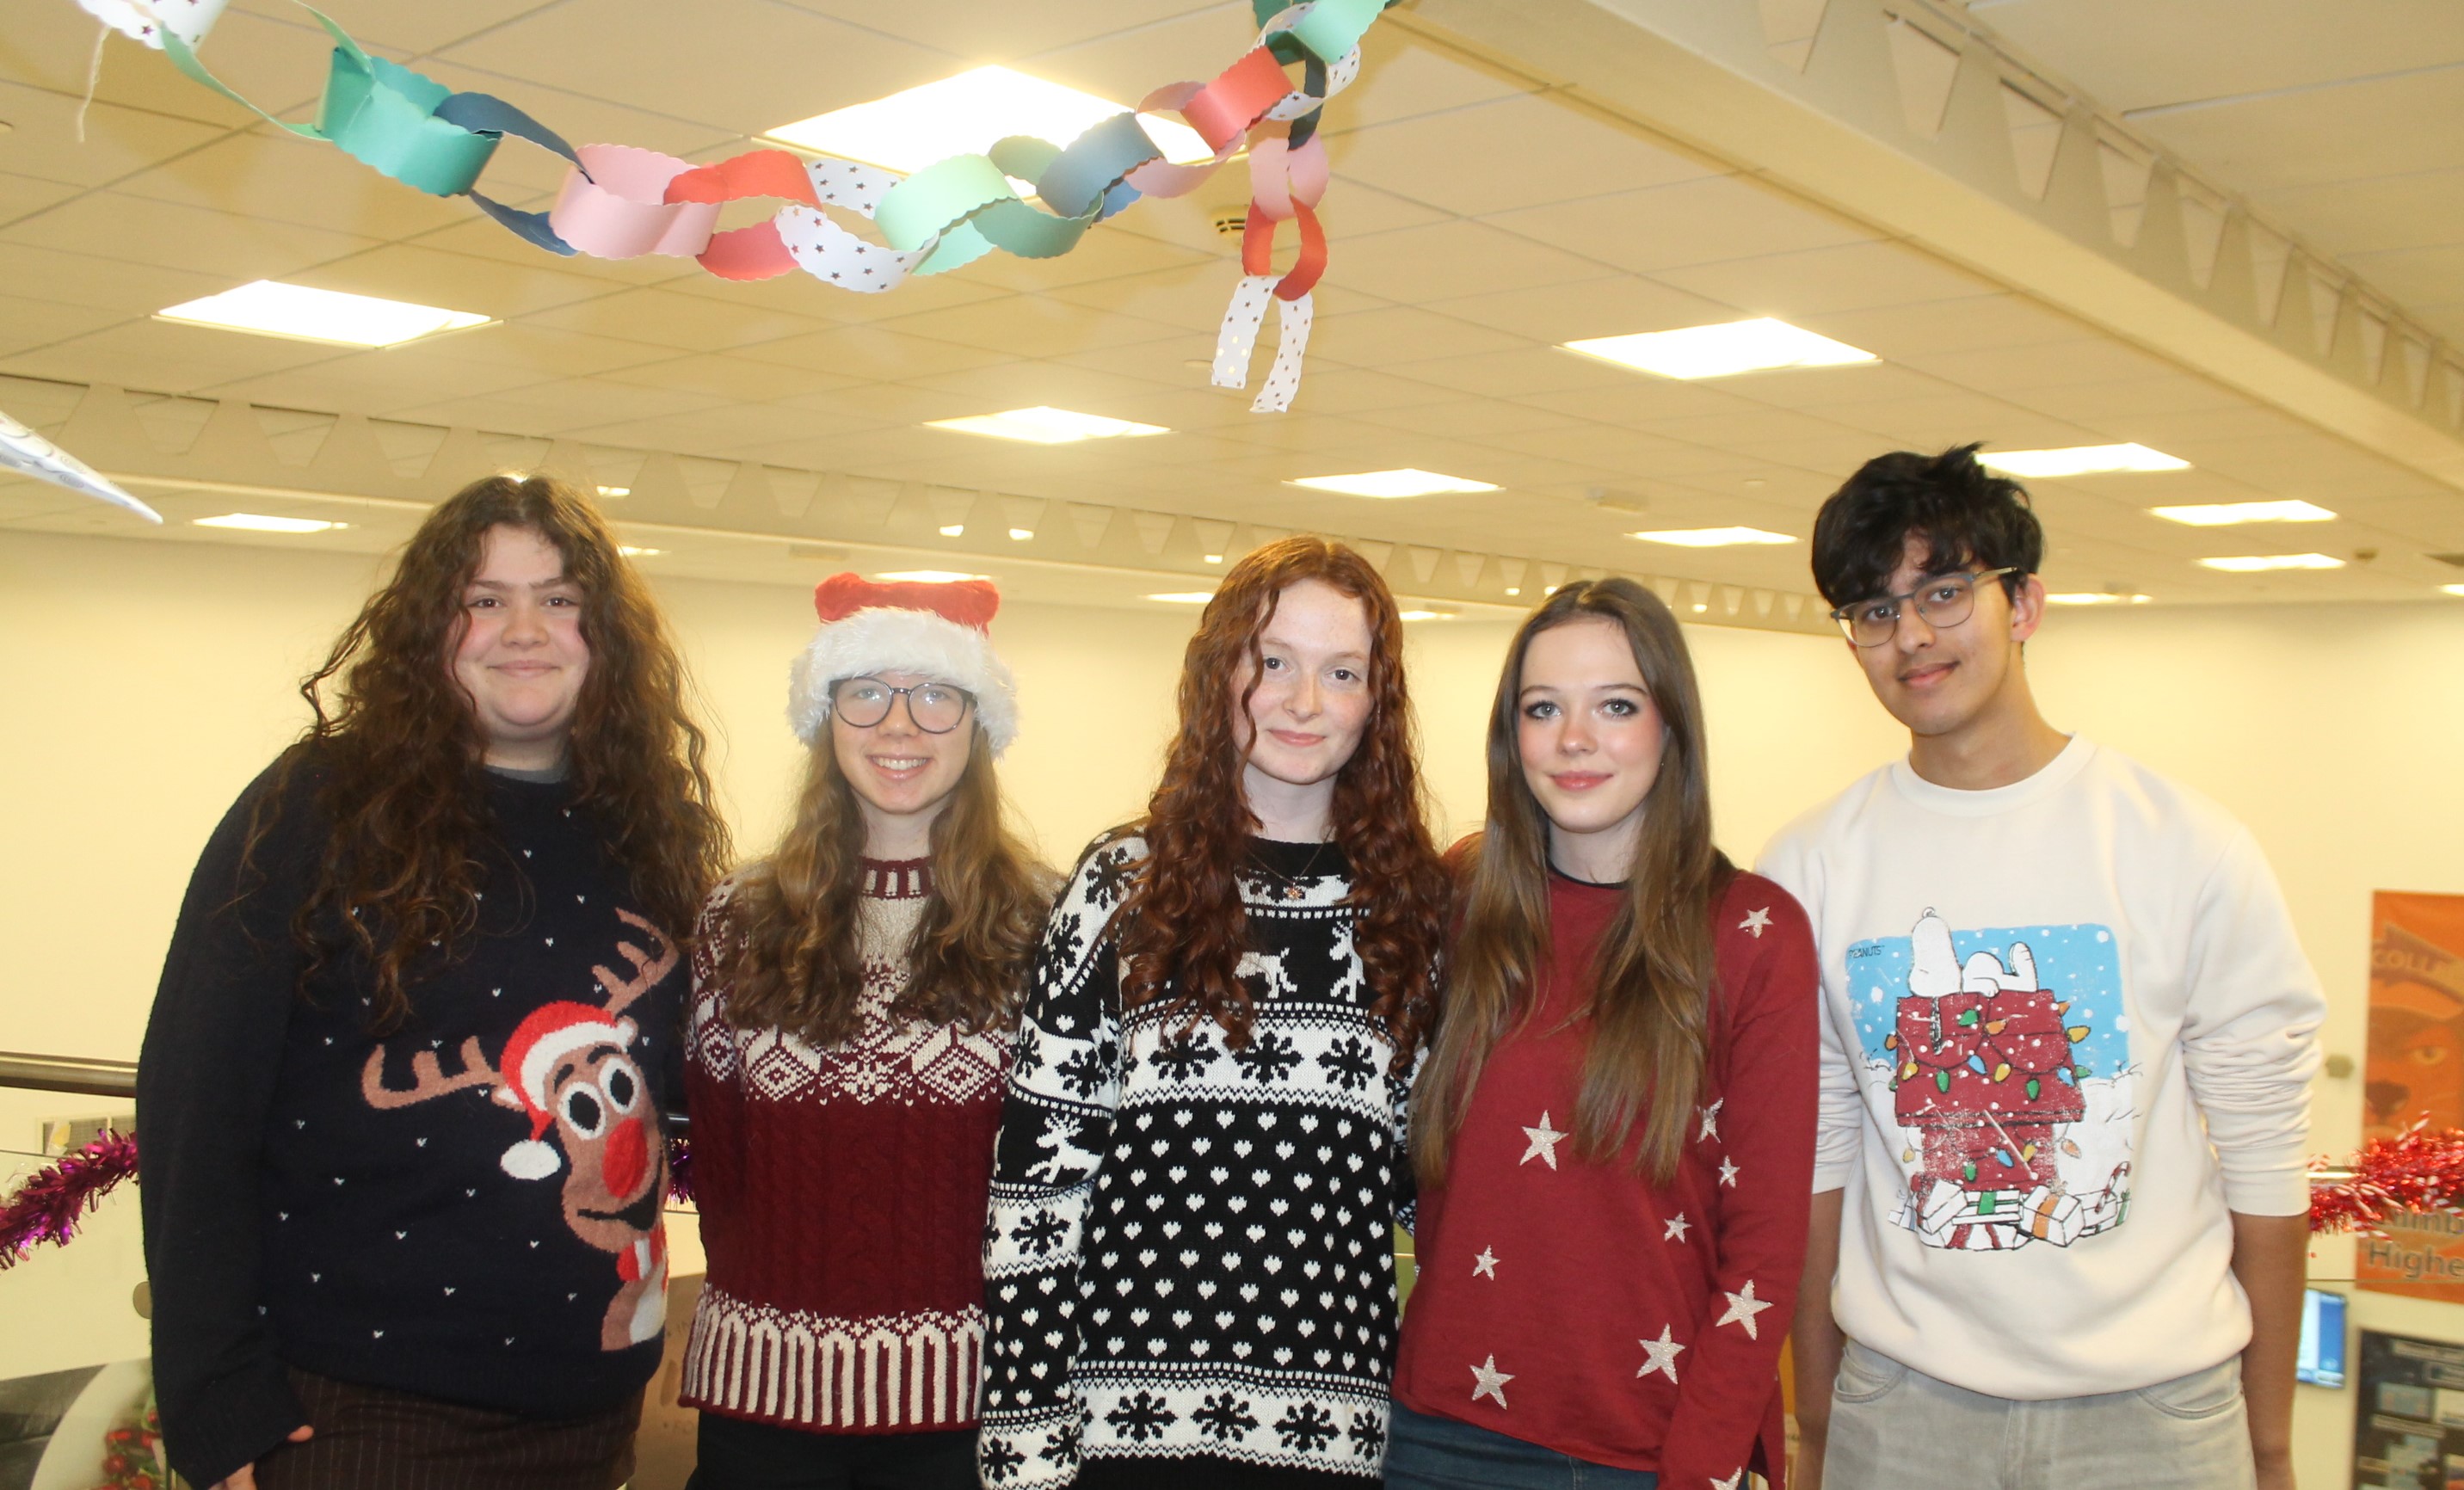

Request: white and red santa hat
left=493, top=1000, right=637, bottom=1180
left=787, top=572, right=1019, bottom=754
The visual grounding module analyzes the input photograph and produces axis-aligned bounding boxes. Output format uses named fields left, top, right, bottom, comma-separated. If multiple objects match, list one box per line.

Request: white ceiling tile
left=2245, top=169, right=2464, bottom=258
left=2011, top=373, right=2249, bottom=423
left=0, top=80, right=225, bottom=188
left=871, top=294, right=1185, bottom=358
left=1319, top=219, right=1613, bottom=302
left=1899, top=339, right=2189, bottom=391
left=2129, top=70, right=2464, bottom=196
left=1323, top=33, right=1535, bottom=132
left=1796, top=295, right=2097, bottom=359
left=946, top=227, right=1215, bottom=293
left=0, top=293, right=126, bottom=357
left=290, top=243, right=622, bottom=321
left=109, top=130, right=470, bottom=242
left=598, top=353, right=867, bottom=403
left=4, top=5, right=290, bottom=127
left=1310, top=305, right=1531, bottom=366
left=0, top=170, right=81, bottom=225
left=1248, top=366, right=1457, bottom=415
left=519, top=286, right=835, bottom=354
left=1487, top=175, right=1875, bottom=274
left=1348, top=398, right=1586, bottom=440
left=5, top=189, right=382, bottom=281
left=391, top=378, right=735, bottom=435
left=1420, top=276, right=1737, bottom=344
left=776, top=0, right=1214, bottom=61
left=1, top=319, right=350, bottom=395
left=381, top=323, right=680, bottom=381
left=1653, top=239, right=1999, bottom=318
left=1383, top=345, right=1643, bottom=399
left=736, top=323, right=1020, bottom=382
left=189, top=354, right=564, bottom=416
left=1112, top=181, right=1448, bottom=262
left=1979, top=0, right=2464, bottom=114
left=1508, top=379, right=1764, bottom=428
left=2333, top=244, right=2464, bottom=312
left=0, top=239, right=237, bottom=314
left=1326, top=94, right=1724, bottom=215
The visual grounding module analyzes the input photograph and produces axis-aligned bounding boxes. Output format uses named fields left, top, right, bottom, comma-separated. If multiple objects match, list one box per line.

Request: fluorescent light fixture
left=1008, top=527, right=1035, bottom=541
left=619, top=546, right=662, bottom=557
left=2197, top=553, right=2345, bottom=572
left=877, top=570, right=989, bottom=583
left=938, top=525, right=966, bottom=537
left=1398, top=609, right=1456, bottom=622
left=1978, top=443, right=2190, bottom=477
left=1204, top=554, right=1224, bottom=564
left=2443, top=584, right=2464, bottom=598
left=2046, top=592, right=2153, bottom=606
left=194, top=513, right=344, bottom=533
left=926, top=406, right=1169, bottom=444
left=157, top=281, right=490, bottom=348
left=2149, top=500, right=2334, bottom=526
left=1148, top=591, right=1216, bottom=604
left=1629, top=526, right=1796, bottom=548
left=596, top=485, right=631, bottom=498
left=1562, top=318, right=1876, bottom=379
left=767, top=65, right=1214, bottom=176
left=1692, top=602, right=1709, bottom=613
left=1286, top=469, right=1499, bottom=499
left=1505, top=587, right=1523, bottom=597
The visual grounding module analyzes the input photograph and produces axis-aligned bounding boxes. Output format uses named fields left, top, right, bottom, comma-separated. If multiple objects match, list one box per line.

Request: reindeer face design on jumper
left=362, top=908, right=680, bottom=1351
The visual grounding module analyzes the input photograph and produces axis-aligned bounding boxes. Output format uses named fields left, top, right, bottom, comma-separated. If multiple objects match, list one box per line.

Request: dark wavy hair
left=1118, top=536, right=1450, bottom=1066
left=719, top=721, right=1048, bottom=1047
left=247, top=473, right=730, bottom=1026
left=1414, top=579, right=1732, bottom=1185
left=1811, top=443, right=2042, bottom=607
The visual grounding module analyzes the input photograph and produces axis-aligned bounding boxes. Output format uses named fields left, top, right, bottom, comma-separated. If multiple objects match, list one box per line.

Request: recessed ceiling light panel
left=2149, top=500, right=2334, bottom=526
left=767, top=65, right=1214, bottom=176
left=1562, top=318, right=1876, bottom=379
left=1629, top=526, right=1796, bottom=547
left=926, top=407, right=1169, bottom=444
left=194, top=513, right=347, bottom=533
left=1980, top=444, right=2190, bottom=477
left=1147, top=591, right=1217, bottom=604
left=1286, top=470, right=1499, bottom=499
left=2197, top=553, right=2345, bottom=572
left=158, top=281, right=491, bottom=348
left=2442, top=584, right=2464, bottom=598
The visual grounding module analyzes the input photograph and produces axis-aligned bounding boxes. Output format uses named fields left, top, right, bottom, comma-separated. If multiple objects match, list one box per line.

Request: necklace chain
left=1248, top=840, right=1333, bottom=902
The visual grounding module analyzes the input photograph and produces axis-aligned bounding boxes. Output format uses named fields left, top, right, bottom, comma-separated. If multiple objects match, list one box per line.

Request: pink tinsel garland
left=2308, top=1121, right=2464, bottom=1235
left=0, top=1130, right=139, bottom=1268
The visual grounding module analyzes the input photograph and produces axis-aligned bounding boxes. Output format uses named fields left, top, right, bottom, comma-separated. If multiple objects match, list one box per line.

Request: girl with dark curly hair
left=978, top=536, right=1450, bottom=1490
left=138, top=474, right=729, bottom=1490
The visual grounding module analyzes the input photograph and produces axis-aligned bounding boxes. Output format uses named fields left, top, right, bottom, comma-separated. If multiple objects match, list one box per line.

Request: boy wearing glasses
left=1759, top=446, right=2325, bottom=1490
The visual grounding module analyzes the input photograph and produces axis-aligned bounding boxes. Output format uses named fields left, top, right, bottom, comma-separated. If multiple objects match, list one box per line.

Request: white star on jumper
left=1635, top=1326, right=1685, bottom=1383
left=1716, top=1279, right=1774, bottom=1339
left=1519, top=1111, right=1568, bottom=1170
left=1470, top=1354, right=1514, bottom=1407
left=1697, top=1099, right=1723, bottom=1142
left=1719, top=1156, right=1740, bottom=1187
left=1472, top=1246, right=1499, bottom=1280
left=1739, top=907, right=1772, bottom=938
left=1713, top=1470, right=1745, bottom=1490
left=1663, top=1212, right=1691, bottom=1243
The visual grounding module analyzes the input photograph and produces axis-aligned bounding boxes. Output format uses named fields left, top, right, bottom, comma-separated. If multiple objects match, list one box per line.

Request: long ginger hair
left=719, top=723, right=1048, bottom=1046
left=1118, top=536, right=1449, bottom=1064
left=249, top=473, right=730, bottom=1026
left=1414, top=579, right=1732, bottom=1185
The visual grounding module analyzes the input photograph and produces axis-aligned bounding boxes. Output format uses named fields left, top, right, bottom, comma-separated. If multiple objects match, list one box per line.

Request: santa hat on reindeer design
left=786, top=572, right=1020, bottom=754
left=494, top=1001, right=637, bottom=1179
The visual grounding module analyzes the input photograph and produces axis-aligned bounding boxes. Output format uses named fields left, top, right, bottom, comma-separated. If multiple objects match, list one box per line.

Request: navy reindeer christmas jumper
left=978, top=830, right=1418, bottom=1487
left=138, top=753, right=682, bottom=1490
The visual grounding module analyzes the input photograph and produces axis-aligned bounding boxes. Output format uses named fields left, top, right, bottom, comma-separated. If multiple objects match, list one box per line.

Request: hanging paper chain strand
left=74, top=0, right=1399, bottom=412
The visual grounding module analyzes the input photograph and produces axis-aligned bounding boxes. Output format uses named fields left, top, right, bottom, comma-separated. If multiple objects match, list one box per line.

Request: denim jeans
left=1822, top=1340, right=2257, bottom=1490
left=1381, top=1403, right=1660, bottom=1490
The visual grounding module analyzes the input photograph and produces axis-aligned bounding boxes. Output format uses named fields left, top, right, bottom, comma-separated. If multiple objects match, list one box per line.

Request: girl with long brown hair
left=678, top=575, right=1050, bottom=1489
left=1385, top=579, right=1818, bottom=1490
left=978, top=536, right=1450, bottom=1490
left=138, top=474, right=729, bottom=1490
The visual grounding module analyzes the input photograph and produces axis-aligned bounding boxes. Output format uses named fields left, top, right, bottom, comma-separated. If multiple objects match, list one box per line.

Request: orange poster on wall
left=2356, top=891, right=2464, bottom=1301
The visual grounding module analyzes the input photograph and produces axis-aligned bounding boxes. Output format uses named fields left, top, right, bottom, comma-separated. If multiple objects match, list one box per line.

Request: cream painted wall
left=7, top=528, right=2463, bottom=1483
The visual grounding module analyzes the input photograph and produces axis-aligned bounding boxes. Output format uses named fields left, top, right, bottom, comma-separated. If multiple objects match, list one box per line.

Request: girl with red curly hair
left=978, top=537, right=1449, bottom=1490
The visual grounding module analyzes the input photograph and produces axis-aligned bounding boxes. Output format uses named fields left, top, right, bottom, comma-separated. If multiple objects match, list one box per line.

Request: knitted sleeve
left=1657, top=878, right=1820, bottom=1490
left=681, top=881, right=746, bottom=1270
left=137, top=759, right=316, bottom=1490
left=978, top=833, right=1138, bottom=1487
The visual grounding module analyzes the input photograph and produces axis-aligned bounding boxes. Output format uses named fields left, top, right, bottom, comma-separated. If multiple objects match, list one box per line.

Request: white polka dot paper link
left=1214, top=286, right=1315, bottom=415
left=774, top=159, right=933, bottom=294
left=78, top=0, right=227, bottom=49
left=0, top=407, right=163, bottom=522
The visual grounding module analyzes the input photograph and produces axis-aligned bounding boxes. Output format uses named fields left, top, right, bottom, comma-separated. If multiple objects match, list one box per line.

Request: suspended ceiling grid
left=0, top=0, right=2457, bottom=610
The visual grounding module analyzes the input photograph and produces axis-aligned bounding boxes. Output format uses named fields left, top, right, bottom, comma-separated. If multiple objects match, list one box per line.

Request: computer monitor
left=2298, top=1287, right=2347, bottom=1388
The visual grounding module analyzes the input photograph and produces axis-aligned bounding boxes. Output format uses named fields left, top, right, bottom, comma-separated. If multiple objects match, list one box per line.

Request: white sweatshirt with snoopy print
left=1758, top=735, right=2325, bottom=1400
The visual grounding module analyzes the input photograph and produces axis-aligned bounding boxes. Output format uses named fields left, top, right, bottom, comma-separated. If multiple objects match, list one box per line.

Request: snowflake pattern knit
left=978, top=831, right=1415, bottom=1487
left=682, top=859, right=1012, bottom=1432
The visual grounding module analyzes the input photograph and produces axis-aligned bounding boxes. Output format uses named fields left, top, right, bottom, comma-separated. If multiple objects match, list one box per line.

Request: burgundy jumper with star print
left=1391, top=868, right=1817, bottom=1490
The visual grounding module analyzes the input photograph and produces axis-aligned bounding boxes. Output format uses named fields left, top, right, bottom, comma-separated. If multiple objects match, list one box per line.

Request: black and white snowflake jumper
left=977, top=830, right=1417, bottom=1487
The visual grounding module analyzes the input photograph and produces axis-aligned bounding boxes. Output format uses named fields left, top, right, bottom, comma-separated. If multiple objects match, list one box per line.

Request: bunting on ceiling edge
left=0, top=409, right=162, bottom=521
left=64, top=0, right=1399, bottom=414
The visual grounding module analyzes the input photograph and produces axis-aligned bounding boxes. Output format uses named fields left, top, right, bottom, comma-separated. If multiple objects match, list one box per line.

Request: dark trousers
left=255, top=1369, right=641, bottom=1490
left=1077, top=1456, right=1367, bottom=1489
left=685, top=1413, right=977, bottom=1490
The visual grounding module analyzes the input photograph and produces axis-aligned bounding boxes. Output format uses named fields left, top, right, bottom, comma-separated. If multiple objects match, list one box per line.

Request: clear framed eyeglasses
left=829, top=676, right=975, bottom=733
left=1830, top=568, right=2019, bottom=648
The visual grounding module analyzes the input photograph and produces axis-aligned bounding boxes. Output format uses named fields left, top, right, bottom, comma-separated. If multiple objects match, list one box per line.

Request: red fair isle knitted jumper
left=681, top=859, right=1012, bottom=1432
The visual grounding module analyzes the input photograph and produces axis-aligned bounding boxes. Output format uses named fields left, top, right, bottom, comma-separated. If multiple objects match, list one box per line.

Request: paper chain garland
left=70, top=0, right=1399, bottom=413
left=0, top=407, right=162, bottom=520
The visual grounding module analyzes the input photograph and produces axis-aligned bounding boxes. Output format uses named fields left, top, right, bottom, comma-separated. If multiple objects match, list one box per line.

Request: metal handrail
left=0, top=1050, right=137, bottom=1099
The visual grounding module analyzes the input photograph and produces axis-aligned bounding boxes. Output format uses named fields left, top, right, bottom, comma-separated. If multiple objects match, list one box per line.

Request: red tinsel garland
left=0, top=1130, right=139, bottom=1269
left=2308, top=1121, right=2464, bottom=1234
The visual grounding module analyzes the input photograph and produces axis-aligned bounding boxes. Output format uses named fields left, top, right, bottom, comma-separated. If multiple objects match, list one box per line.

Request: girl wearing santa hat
left=138, top=474, right=729, bottom=1490
left=678, top=574, right=1050, bottom=1489
left=978, top=536, right=1451, bottom=1489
